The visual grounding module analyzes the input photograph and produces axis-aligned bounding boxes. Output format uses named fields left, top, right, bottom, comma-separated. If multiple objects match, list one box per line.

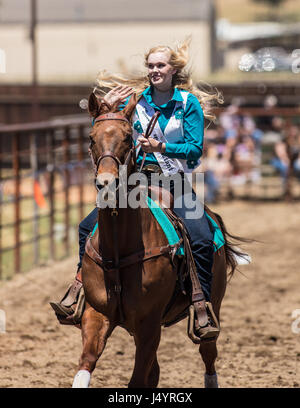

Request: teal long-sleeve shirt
left=121, top=86, right=204, bottom=169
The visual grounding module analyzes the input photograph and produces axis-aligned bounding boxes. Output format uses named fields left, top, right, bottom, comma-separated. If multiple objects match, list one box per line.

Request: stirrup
left=50, top=289, right=85, bottom=326
left=187, top=302, right=220, bottom=344
left=49, top=277, right=85, bottom=326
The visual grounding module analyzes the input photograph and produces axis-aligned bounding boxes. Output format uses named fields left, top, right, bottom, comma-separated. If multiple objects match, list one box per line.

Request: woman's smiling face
left=147, top=51, right=177, bottom=91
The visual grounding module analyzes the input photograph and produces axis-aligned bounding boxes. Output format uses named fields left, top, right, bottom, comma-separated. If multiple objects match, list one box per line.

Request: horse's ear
left=122, top=93, right=137, bottom=120
left=88, top=93, right=100, bottom=118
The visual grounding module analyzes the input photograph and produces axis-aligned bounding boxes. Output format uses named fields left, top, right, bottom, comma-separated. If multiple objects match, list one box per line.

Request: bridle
left=92, top=112, right=134, bottom=178
left=90, top=109, right=161, bottom=179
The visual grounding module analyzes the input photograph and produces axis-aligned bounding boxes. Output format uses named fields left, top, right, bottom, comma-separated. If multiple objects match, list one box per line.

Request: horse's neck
left=98, top=208, right=145, bottom=259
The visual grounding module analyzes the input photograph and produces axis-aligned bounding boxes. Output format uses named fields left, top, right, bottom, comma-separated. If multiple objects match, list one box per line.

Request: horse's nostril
left=96, top=173, right=116, bottom=187
left=95, top=181, right=104, bottom=190
left=95, top=173, right=120, bottom=196
left=97, top=180, right=108, bottom=189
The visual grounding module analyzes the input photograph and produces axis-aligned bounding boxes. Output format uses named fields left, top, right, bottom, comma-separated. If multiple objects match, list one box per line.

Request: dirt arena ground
left=0, top=200, right=300, bottom=388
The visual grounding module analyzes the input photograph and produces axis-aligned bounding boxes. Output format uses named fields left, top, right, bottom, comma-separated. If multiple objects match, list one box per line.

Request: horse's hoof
left=204, top=373, right=219, bottom=388
left=72, top=370, right=91, bottom=388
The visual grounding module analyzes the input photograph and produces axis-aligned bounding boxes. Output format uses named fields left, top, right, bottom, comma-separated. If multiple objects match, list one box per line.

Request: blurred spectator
left=219, top=104, right=240, bottom=140
left=203, top=132, right=231, bottom=203
left=228, top=131, right=259, bottom=185
left=242, top=115, right=264, bottom=149
left=270, top=124, right=300, bottom=184
left=202, top=104, right=300, bottom=202
left=271, top=116, right=285, bottom=135
left=203, top=104, right=263, bottom=198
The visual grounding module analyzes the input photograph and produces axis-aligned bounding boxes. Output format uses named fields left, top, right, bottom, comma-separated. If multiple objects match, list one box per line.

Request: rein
left=138, top=110, right=161, bottom=172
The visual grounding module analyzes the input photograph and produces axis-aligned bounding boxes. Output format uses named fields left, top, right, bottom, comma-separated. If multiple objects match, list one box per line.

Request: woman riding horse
left=50, top=39, right=224, bottom=340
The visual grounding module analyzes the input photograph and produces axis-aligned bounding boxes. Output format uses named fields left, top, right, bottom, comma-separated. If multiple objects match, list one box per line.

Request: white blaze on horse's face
left=147, top=51, right=177, bottom=91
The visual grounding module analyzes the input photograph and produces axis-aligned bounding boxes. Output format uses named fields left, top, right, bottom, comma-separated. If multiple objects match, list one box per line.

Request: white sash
left=132, top=91, right=191, bottom=176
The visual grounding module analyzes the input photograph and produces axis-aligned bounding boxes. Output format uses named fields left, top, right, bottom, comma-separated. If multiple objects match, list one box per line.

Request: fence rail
left=0, top=115, right=94, bottom=278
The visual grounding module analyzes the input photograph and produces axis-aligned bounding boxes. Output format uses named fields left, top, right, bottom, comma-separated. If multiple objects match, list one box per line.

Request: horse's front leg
left=72, top=303, right=114, bottom=388
left=199, top=340, right=219, bottom=388
left=148, top=356, right=160, bottom=388
left=128, top=318, right=161, bottom=388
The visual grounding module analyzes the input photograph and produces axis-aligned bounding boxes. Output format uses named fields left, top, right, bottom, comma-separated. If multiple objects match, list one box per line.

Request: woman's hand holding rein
left=138, top=136, right=166, bottom=154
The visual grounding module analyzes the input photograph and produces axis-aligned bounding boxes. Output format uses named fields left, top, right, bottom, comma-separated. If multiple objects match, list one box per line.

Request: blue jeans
left=78, top=177, right=214, bottom=301
left=171, top=178, right=214, bottom=301
left=271, top=157, right=300, bottom=182
left=204, top=170, right=220, bottom=203
left=78, top=207, right=98, bottom=269
left=271, top=157, right=288, bottom=180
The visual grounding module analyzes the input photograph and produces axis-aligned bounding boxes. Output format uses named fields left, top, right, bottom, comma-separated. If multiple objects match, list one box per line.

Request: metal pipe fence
left=0, top=116, right=95, bottom=278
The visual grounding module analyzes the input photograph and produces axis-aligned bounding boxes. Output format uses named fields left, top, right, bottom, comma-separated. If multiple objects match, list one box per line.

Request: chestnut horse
left=72, top=93, right=242, bottom=388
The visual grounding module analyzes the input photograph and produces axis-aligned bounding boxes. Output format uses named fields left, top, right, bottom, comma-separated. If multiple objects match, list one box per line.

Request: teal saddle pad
left=146, top=197, right=225, bottom=254
left=91, top=198, right=225, bottom=255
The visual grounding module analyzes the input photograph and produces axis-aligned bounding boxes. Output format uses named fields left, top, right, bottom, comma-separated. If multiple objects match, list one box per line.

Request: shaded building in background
left=0, top=0, right=217, bottom=84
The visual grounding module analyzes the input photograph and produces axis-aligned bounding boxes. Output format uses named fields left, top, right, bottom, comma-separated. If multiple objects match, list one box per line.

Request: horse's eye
left=125, top=132, right=132, bottom=142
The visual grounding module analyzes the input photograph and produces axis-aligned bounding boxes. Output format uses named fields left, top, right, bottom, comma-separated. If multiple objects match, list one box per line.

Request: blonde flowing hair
left=94, top=38, right=223, bottom=122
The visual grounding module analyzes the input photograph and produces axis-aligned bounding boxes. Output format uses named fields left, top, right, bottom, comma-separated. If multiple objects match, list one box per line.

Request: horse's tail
left=206, top=206, right=253, bottom=281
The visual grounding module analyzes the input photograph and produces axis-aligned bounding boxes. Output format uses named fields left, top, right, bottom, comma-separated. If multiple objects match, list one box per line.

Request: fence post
left=63, top=126, right=70, bottom=256
left=12, top=133, right=21, bottom=273
left=48, top=129, right=56, bottom=260
left=0, top=136, right=2, bottom=278
left=78, top=125, right=84, bottom=220
left=30, top=132, right=39, bottom=265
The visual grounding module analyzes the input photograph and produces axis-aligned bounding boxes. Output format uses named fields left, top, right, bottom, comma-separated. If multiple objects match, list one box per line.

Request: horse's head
left=88, top=92, right=138, bottom=189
